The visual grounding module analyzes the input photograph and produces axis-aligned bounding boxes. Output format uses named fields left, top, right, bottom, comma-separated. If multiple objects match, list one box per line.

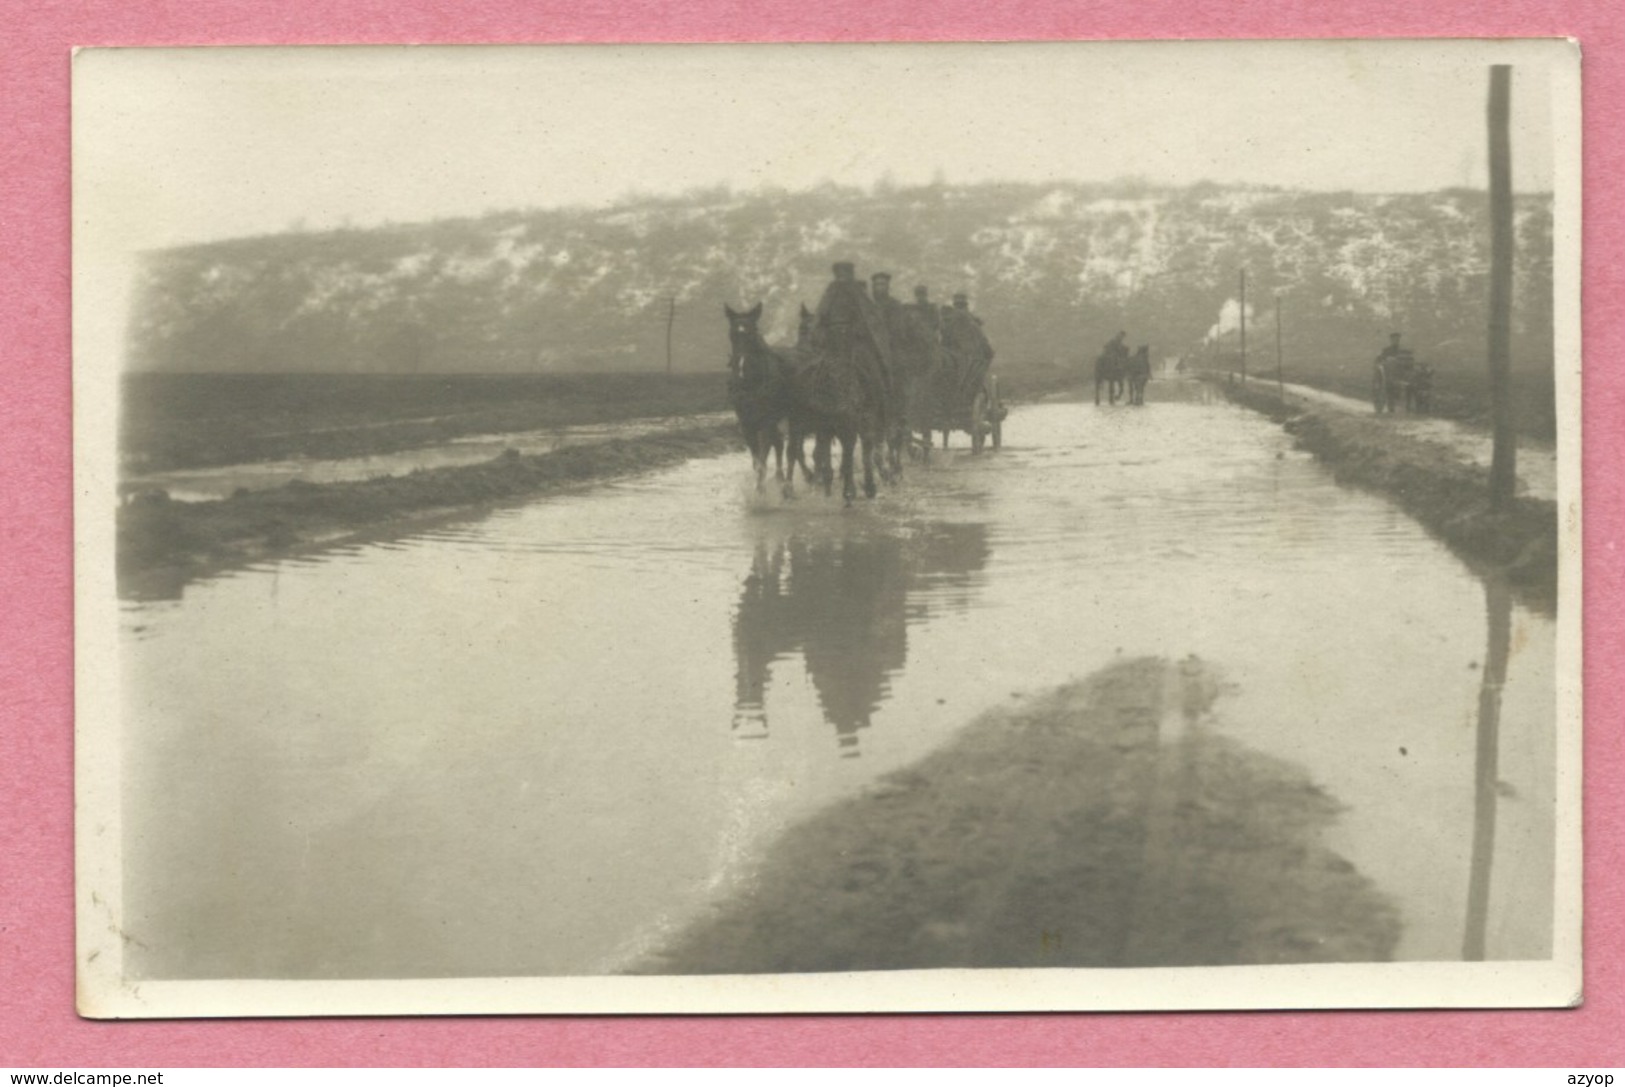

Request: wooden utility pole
left=664, top=296, right=676, bottom=377
left=1276, top=295, right=1285, bottom=402
left=1239, top=269, right=1248, bottom=384
left=1487, top=65, right=1517, bottom=509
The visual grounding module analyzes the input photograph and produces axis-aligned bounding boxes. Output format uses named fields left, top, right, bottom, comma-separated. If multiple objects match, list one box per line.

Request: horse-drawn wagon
left=920, top=307, right=1004, bottom=455
left=1372, top=349, right=1433, bottom=415
left=924, top=362, right=1004, bottom=453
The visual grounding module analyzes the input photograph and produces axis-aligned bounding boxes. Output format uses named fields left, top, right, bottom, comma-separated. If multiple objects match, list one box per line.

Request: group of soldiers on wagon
left=723, top=260, right=1002, bottom=504
left=809, top=260, right=999, bottom=456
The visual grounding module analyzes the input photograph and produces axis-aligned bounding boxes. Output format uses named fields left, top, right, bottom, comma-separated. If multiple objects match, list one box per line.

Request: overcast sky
left=71, top=40, right=1574, bottom=371
left=76, top=40, right=1568, bottom=254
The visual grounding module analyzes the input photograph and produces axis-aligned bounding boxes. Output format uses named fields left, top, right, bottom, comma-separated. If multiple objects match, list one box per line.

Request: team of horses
left=1372, top=353, right=1435, bottom=415
left=1095, top=344, right=1152, bottom=406
left=724, top=300, right=993, bottom=505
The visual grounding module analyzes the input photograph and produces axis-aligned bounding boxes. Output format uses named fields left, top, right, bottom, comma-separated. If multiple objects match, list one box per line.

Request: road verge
left=1217, top=378, right=1557, bottom=614
left=118, top=423, right=740, bottom=597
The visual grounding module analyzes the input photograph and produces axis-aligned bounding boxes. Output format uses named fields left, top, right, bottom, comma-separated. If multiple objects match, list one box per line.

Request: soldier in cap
left=907, top=284, right=942, bottom=339
left=943, top=292, right=994, bottom=360
left=812, top=261, right=894, bottom=415
left=870, top=272, right=905, bottom=352
left=951, top=292, right=985, bottom=327
left=1104, top=330, right=1129, bottom=363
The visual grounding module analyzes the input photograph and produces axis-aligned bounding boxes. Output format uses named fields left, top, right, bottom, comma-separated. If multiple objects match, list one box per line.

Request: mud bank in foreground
left=118, top=423, right=740, bottom=596
left=641, top=657, right=1400, bottom=974
left=1219, top=379, right=1558, bottom=615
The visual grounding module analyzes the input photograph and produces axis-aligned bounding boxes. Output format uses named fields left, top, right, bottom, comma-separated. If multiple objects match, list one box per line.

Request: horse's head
left=724, top=302, right=764, bottom=380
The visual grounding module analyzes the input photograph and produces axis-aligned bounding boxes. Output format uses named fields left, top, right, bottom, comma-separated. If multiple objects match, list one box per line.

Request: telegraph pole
left=1486, top=65, right=1517, bottom=510
left=664, top=296, right=676, bottom=378
left=1239, top=269, right=1248, bottom=384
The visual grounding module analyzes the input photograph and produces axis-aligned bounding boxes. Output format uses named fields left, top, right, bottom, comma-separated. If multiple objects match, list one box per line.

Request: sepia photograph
left=73, top=39, right=1581, bottom=1018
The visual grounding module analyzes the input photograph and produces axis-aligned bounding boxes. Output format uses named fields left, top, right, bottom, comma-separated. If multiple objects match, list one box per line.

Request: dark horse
left=784, top=303, right=887, bottom=506
left=724, top=303, right=794, bottom=495
left=1126, top=346, right=1152, bottom=406
left=1095, top=349, right=1126, bottom=405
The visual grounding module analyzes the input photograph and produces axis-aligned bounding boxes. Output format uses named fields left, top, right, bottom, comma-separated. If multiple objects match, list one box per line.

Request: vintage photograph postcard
left=74, top=39, right=1582, bottom=1018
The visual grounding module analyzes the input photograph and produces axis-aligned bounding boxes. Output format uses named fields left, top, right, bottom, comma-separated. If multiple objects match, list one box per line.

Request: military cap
left=871, top=272, right=892, bottom=283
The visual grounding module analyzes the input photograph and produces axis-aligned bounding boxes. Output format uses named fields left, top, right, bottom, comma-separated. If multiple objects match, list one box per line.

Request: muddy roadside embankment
left=639, top=657, right=1400, bottom=974
left=118, top=423, right=741, bottom=597
left=1215, top=378, right=1558, bottom=615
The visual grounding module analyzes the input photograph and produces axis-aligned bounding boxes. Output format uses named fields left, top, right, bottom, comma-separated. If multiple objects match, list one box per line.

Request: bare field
left=121, top=371, right=729, bottom=473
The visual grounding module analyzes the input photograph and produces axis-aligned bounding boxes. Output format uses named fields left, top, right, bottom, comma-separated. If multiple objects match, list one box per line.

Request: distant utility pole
left=1486, top=65, right=1517, bottom=510
left=664, top=296, right=677, bottom=377
left=1239, top=269, right=1248, bottom=384
left=1276, top=295, right=1285, bottom=402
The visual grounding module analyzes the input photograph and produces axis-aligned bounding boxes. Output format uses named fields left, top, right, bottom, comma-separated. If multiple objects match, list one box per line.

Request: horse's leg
left=746, top=428, right=765, bottom=493
left=772, top=421, right=792, bottom=497
left=795, top=424, right=817, bottom=484
left=862, top=429, right=878, bottom=499
left=840, top=431, right=857, bottom=506
left=1095, top=376, right=1102, bottom=405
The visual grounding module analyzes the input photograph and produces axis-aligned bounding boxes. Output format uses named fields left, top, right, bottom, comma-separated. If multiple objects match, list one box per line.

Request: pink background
left=3, top=0, right=1620, bottom=1068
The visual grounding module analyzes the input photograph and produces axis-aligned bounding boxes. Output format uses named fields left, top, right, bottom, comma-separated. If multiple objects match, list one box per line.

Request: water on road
left=120, top=382, right=1556, bottom=979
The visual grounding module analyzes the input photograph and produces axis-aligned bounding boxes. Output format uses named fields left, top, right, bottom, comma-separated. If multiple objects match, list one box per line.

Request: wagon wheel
left=970, top=389, right=989, bottom=454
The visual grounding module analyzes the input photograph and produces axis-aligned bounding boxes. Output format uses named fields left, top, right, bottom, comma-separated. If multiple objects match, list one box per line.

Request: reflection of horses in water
left=724, top=303, right=793, bottom=494
left=731, top=522, right=990, bottom=755
left=1126, top=346, right=1152, bottom=406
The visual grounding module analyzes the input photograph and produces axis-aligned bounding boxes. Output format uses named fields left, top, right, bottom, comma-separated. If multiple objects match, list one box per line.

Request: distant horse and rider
left=1126, top=346, right=1151, bottom=405
left=1095, top=331, right=1152, bottom=406
left=1371, top=332, right=1434, bottom=415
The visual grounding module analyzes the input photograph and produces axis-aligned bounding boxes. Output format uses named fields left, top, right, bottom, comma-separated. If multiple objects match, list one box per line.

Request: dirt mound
left=640, top=657, right=1400, bottom=974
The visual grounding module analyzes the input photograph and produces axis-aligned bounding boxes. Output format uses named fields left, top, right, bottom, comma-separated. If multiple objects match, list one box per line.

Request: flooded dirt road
left=120, top=380, right=1556, bottom=979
